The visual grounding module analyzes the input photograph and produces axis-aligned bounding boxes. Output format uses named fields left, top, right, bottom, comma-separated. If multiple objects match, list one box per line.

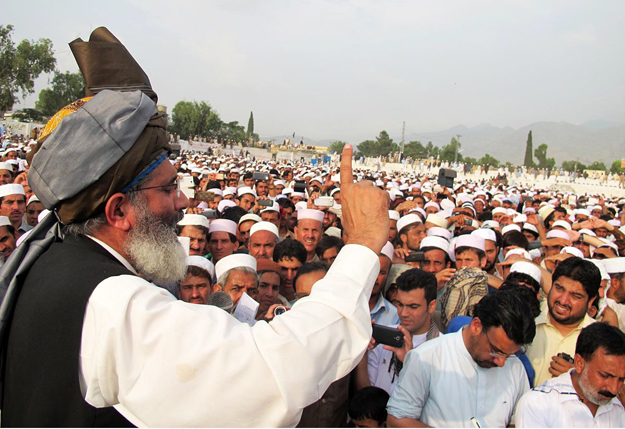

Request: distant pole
left=401, top=121, right=405, bottom=153
left=455, top=134, right=462, bottom=164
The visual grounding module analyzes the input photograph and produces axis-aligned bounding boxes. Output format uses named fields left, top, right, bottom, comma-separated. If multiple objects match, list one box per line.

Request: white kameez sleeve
left=80, top=244, right=379, bottom=427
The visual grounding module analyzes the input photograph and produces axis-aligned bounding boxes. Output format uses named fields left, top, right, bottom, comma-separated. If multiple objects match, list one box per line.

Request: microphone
left=208, top=291, right=233, bottom=313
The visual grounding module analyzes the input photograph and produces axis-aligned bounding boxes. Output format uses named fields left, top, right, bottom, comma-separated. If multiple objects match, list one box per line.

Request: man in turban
left=0, top=28, right=390, bottom=427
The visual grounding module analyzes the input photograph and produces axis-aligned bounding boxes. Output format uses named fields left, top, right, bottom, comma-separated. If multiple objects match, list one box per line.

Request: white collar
left=86, top=235, right=138, bottom=275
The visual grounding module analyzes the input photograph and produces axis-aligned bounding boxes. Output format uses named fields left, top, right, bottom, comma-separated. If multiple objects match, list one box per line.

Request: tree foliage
left=246, top=111, right=254, bottom=138
left=35, top=71, right=85, bottom=116
left=11, top=108, right=45, bottom=122
left=587, top=161, right=606, bottom=171
left=356, top=131, right=399, bottom=157
left=403, top=141, right=428, bottom=159
left=534, top=143, right=555, bottom=169
left=478, top=153, right=500, bottom=168
left=170, top=101, right=221, bottom=139
left=0, top=25, right=56, bottom=111
left=561, top=160, right=585, bottom=172
left=523, top=131, right=534, bottom=167
left=329, top=140, right=347, bottom=154
left=610, top=160, right=625, bottom=174
left=439, top=137, right=462, bottom=163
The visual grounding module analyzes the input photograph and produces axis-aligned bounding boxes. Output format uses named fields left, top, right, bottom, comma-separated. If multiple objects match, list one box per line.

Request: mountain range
left=262, top=121, right=625, bottom=166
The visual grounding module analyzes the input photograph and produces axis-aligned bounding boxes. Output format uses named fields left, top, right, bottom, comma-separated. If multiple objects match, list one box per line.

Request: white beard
left=125, top=199, right=186, bottom=288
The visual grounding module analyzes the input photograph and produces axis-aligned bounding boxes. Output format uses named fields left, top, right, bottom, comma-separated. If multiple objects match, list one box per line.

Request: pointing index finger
left=340, top=144, right=354, bottom=186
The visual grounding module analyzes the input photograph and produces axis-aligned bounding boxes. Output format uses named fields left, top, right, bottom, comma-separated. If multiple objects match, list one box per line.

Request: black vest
left=2, top=235, right=134, bottom=427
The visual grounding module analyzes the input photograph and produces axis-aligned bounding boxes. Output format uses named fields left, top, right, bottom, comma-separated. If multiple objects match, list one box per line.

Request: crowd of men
left=1, top=26, right=625, bottom=428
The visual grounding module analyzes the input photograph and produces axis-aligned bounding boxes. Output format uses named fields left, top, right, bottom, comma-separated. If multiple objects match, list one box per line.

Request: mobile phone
left=372, top=324, right=404, bottom=348
left=314, top=197, right=334, bottom=207
left=200, top=209, right=218, bottom=219
left=253, top=171, right=270, bottom=181
left=215, top=173, right=224, bottom=180
left=294, top=180, right=306, bottom=193
left=523, top=196, right=532, bottom=202
left=201, top=173, right=209, bottom=179
left=464, top=218, right=473, bottom=226
left=405, top=251, right=425, bottom=263
left=557, top=352, right=574, bottom=364
left=258, top=199, right=273, bottom=207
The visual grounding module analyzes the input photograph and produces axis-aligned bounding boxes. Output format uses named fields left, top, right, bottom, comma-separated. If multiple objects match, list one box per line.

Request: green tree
left=523, top=130, right=534, bottom=167
left=478, top=153, right=500, bottom=168
left=12, top=108, right=45, bottom=122
left=170, top=100, right=221, bottom=139
left=356, top=139, right=377, bottom=157
left=329, top=140, right=347, bottom=154
left=375, top=130, right=398, bottom=156
left=0, top=25, right=56, bottom=112
left=463, top=156, right=479, bottom=165
left=587, top=161, right=606, bottom=171
left=439, top=137, right=462, bottom=163
left=246, top=111, right=254, bottom=138
left=561, top=160, right=586, bottom=172
left=534, top=143, right=555, bottom=169
left=610, top=160, right=625, bottom=174
left=403, top=141, right=427, bottom=159
left=220, top=120, right=246, bottom=143
left=35, top=71, right=85, bottom=116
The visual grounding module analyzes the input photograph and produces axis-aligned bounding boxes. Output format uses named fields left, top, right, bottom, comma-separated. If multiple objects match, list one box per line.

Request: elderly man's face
left=576, top=347, right=625, bottom=406
left=295, top=219, right=323, bottom=254
left=221, top=270, right=258, bottom=306
left=249, top=230, right=277, bottom=260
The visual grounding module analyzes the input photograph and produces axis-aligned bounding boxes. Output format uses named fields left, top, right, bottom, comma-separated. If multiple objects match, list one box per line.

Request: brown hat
left=27, top=27, right=170, bottom=225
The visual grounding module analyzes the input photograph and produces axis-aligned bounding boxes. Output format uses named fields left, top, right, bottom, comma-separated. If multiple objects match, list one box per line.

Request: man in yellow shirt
left=527, top=257, right=599, bottom=386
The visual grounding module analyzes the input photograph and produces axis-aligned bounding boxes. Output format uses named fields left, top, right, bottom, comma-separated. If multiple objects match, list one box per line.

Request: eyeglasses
left=484, top=330, right=521, bottom=359
left=130, top=178, right=181, bottom=198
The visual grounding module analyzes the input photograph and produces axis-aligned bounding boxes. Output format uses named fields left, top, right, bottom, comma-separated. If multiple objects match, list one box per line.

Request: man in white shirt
left=1, top=27, right=391, bottom=428
left=366, top=268, right=440, bottom=394
left=387, top=290, right=536, bottom=428
left=516, top=322, right=625, bottom=427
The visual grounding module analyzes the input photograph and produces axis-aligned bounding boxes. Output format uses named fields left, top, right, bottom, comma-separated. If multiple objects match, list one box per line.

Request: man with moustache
left=0, top=28, right=390, bottom=428
left=294, top=208, right=324, bottom=262
left=526, top=257, right=599, bottom=386
left=516, top=322, right=625, bottom=427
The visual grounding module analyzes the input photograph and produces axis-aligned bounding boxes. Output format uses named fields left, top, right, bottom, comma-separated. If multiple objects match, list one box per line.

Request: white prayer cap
left=481, top=220, right=500, bottom=229
left=238, top=213, right=261, bottom=225
left=0, top=162, right=12, bottom=171
left=215, top=254, right=257, bottom=279
left=209, top=219, right=237, bottom=235
left=576, top=208, right=591, bottom=217
left=223, top=187, right=237, bottom=197
left=546, top=230, right=569, bottom=240
left=0, top=184, right=24, bottom=198
left=501, top=224, right=522, bottom=235
left=178, top=213, right=210, bottom=229
left=523, top=207, right=536, bottom=214
left=510, top=261, right=541, bottom=284
left=237, top=186, right=257, bottom=198
left=297, top=209, right=324, bottom=223
left=325, top=226, right=342, bottom=238
left=330, top=188, right=341, bottom=197
left=579, top=228, right=596, bottom=236
left=292, top=191, right=306, bottom=198
left=538, top=205, right=555, bottom=220
left=420, top=236, right=450, bottom=255
left=454, top=234, right=485, bottom=252
left=505, top=248, right=532, bottom=260
left=250, top=221, right=279, bottom=238
left=425, top=214, right=448, bottom=229
left=440, top=199, right=455, bottom=210
left=260, top=201, right=280, bottom=214
left=522, top=223, right=539, bottom=235
left=207, top=188, right=223, bottom=197
left=472, top=228, right=496, bottom=243
left=27, top=195, right=40, bottom=206
left=424, top=201, right=440, bottom=211
left=427, top=226, right=452, bottom=241
left=274, top=180, right=285, bottom=186
left=294, top=201, right=308, bottom=212
left=0, top=216, right=11, bottom=227
left=552, top=220, right=572, bottom=231
left=380, top=241, right=395, bottom=260
left=608, top=219, right=621, bottom=228
left=397, top=214, right=422, bottom=233
left=589, top=259, right=610, bottom=280
left=217, top=200, right=236, bottom=213
left=389, top=210, right=400, bottom=221
left=599, top=257, right=625, bottom=275
left=186, top=256, right=215, bottom=278
left=561, top=246, right=584, bottom=258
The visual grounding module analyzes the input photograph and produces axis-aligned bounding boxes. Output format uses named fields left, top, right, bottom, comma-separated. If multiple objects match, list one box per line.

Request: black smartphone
left=557, top=352, right=574, bottom=364
left=258, top=199, right=273, bottom=207
left=464, top=218, right=473, bottom=226
left=405, top=251, right=425, bottom=263
left=253, top=171, right=270, bottom=181
left=372, top=324, right=404, bottom=348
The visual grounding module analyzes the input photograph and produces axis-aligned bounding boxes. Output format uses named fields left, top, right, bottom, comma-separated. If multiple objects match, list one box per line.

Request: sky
left=6, top=0, right=625, bottom=143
